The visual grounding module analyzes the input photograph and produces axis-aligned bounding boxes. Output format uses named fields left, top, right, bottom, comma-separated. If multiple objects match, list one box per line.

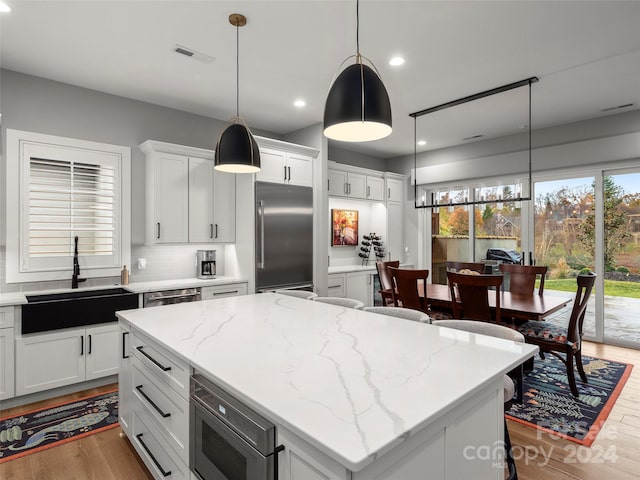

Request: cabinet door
left=346, top=272, right=373, bottom=307
left=154, top=152, right=189, bottom=243
left=386, top=178, right=403, bottom=203
left=119, top=324, right=132, bottom=435
left=347, top=173, right=366, bottom=199
left=287, top=153, right=313, bottom=187
left=0, top=328, right=15, bottom=400
left=327, top=274, right=346, bottom=298
left=366, top=176, right=385, bottom=201
left=386, top=202, right=403, bottom=262
left=85, top=324, right=119, bottom=381
left=16, top=329, right=86, bottom=396
left=212, top=170, right=236, bottom=243
left=256, top=148, right=287, bottom=184
left=328, top=170, right=347, bottom=197
left=188, top=157, right=215, bottom=243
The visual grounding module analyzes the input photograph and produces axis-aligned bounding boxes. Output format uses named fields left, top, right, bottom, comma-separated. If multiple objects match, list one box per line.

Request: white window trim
left=6, top=129, right=131, bottom=284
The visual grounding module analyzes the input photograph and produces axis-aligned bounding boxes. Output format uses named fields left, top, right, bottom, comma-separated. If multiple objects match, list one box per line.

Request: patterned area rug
left=0, top=389, right=119, bottom=463
left=506, top=355, right=632, bottom=446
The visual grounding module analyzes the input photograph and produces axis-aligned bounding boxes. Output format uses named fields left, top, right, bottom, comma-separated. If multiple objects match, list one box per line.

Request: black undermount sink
left=22, top=288, right=139, bottom=334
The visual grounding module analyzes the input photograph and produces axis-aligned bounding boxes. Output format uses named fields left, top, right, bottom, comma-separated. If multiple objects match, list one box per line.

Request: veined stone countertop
left=0, top=276, right=247, bottom=306
left=117, top=292, right=537, bottom=472
left=328, top=263, right=412, bottom=274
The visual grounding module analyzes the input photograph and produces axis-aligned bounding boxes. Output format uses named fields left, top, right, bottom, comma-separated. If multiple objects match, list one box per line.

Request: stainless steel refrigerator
left=255, top=181, right=313, bottom=291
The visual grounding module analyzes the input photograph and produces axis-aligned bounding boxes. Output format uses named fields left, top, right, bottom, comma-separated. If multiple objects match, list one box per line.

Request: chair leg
left=504, top=418, right=518, bottom=480
left=566, top=351, right=580, bottom=397
left=575, top=349, right=588, bottom=383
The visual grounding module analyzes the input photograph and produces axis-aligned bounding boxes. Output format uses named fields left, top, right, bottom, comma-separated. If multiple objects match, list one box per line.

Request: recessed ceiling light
left=389, top=56, right=405, bottom=66
left=0, top=2, right=11, bottom=13
left=417, top=140, right=427, bottom=146
left=294, top=99, right=306, bottom=108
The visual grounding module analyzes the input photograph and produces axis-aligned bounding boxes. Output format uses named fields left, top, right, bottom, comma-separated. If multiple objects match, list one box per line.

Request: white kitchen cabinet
left=386, top=177, right=404, bottom=203
left=119, top=323, right=132, bottom=436
left=386, top=202, right=403, bottom=262
left=188, top=158, right=236, bottom=243
left=141, top=140, right=237, bottom=245
left=147, top=151, right=190, bottom=244
left=366, top=176, right=385, bottom=201
left=327, top=273, right=346, bottom=298
left=201, top=282, right=248, bottom=300
left=0, top=306, right=15, bottom=400
left=15, top=323, right=119, bottom=396
left=327, top=166, right=384, bottom=201
left=346, top=271, right=374, bottom=308
left=256, top=147, right=313, bottom=187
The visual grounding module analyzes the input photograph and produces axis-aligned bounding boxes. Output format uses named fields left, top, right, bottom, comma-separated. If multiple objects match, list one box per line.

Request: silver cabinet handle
left=213, top=290, right=239, bottom=296
left=215, top=224, right=219, bottom=239
left=287, top=166, right=291, bottom=181
left=328, top=179, right=330, bottom=191
left=367, top=186, right=370, bottom=197
left=344, top=183, right=348, bottom=194
left=284, top=166, right=287, bottom=182
left=258, top=200, right=265, bottom=269
left=157, top=222, right=161, bottom=239
left=388, top=188, right=391, bottom=199
left=210, top=224, right=214, bottom=239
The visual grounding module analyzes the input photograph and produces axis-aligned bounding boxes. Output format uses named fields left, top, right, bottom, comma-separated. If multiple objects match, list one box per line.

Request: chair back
left=388, top=267, right=429, bottom=311
left=313, top=297, right=364, bottom=309
left=376, top=260, right=400, bottom=305
left=447, top=271, right=503, bottom=322
left=432, top=319, right=524, bottom=343
left=567, top=273, right=596, bottom=346
left=446, top=261, right=486, bottom=274
left=499, top=264, right=548, bottom=295
left=274, top=289, right=318, bottom=300
left=363, top=306, right=431, bottom=323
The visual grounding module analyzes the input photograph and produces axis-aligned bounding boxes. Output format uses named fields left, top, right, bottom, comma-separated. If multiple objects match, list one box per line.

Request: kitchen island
left=117, top=293, right=537, bottom=480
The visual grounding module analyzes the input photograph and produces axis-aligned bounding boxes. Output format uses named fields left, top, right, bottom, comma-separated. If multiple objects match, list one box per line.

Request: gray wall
left=385, top=109, right=640, bottom=178
left=328, top=144, right=387, bottom=172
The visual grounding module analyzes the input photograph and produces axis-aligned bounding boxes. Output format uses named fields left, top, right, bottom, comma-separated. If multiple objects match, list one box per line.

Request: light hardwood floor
left=1, top=341, right=639, bottom=480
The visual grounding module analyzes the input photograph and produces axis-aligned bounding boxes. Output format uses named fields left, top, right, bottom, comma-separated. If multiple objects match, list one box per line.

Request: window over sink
left=5, top=129, right=131, bottom=283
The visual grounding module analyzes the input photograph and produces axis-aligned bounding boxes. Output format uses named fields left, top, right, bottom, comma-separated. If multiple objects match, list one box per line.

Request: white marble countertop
left=0, top=276, right=247, bottom=306
left=117, top=293, right=537, bottom=471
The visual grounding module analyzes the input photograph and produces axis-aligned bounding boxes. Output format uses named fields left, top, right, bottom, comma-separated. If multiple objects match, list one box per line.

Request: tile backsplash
left=0, top=244, right=226, bottom=293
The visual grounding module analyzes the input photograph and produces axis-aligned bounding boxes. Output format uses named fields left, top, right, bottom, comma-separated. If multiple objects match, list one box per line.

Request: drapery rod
left=409, top=77, right=539, bottom=118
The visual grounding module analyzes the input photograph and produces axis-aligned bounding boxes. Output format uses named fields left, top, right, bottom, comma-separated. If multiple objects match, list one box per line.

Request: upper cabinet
left=140, top=140, right=236, bottom=245
left=327, top=162, right=384, bottom=201
left=386, top=177, right=403, bottom=203
left=254, top=137, right=318, bottom=187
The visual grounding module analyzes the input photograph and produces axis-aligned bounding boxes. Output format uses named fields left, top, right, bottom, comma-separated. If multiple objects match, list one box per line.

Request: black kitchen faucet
left=71, top=236, right=86, bottom=289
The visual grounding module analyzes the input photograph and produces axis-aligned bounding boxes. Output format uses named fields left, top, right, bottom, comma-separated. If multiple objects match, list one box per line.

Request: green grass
left=541, top=279, right=640, bottom=298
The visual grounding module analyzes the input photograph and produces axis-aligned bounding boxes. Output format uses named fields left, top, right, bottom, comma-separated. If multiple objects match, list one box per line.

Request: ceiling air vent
left=600, top=103, right=635, bottom=112
left=462, top=134, right=483, bottom=141
left=173, top=44, right=215, bottom=64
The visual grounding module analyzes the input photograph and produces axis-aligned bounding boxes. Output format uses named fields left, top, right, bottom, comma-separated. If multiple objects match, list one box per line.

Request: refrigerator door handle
left=258, top=200, right=265, bottom=269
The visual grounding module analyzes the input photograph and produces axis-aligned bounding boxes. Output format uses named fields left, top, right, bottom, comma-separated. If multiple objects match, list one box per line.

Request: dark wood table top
left=422, top=283, right=572, bottom=321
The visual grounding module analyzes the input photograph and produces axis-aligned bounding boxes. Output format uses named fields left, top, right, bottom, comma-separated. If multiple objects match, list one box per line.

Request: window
left=6, top=130, right=131, bottom=283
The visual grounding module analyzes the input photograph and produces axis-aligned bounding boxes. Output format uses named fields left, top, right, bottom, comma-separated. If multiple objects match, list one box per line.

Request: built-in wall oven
left=190, top=374, right=283, bottom=480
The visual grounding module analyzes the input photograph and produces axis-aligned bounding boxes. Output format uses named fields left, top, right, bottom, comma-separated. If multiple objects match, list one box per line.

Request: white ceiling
left=1, top=1, right=639, bottom=159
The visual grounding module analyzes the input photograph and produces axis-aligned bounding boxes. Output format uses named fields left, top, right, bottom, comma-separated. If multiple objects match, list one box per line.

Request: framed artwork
left=331, top=209, right=359, bottom=246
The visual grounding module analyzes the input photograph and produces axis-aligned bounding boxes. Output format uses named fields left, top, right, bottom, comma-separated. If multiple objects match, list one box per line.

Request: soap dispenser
left=121, top=265, right=129, bottom=285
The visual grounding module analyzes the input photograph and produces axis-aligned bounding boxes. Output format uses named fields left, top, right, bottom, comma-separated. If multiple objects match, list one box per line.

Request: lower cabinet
left=326, top=271, right=374, bottom=307
left=123, top=326, right=192, bottom=480
left=0, top=327, right=15, bottom=401
left=119, top=323, right=132, bottom=436
left=15, top=323, right=119, bottom=396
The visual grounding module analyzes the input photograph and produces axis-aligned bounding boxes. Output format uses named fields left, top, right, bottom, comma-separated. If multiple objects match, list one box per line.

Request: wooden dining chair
left=516, top=273, right=596, bottom=397
left=499, top=264, right=548, bottom=296
left=376, top=260, right=399, bottom=306
left=388, top=267, right=429, bottom=312
left=447, top=271, right=504, bottom=323
left=445, top=261, right=486, bottom=274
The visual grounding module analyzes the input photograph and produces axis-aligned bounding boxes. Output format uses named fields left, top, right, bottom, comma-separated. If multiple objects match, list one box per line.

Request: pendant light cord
left=356, top=0, right=360, bottom=57
left=236, top=22, right=240, bottom=118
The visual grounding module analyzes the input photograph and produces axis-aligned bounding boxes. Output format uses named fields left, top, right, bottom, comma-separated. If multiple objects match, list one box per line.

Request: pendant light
left=323, top=0, right=392, bottom=142
left=214, top=13, right=260, bottom=173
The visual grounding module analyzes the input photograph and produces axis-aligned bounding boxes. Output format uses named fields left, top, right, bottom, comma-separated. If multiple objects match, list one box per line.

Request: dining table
left=421, top=282, right=572, bottom=321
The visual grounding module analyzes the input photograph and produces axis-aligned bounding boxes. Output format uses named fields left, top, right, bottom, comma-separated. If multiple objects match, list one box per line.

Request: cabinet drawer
left=132, top=407, right=190, bottom=480
left=327, top=274, right=346, bottom=298
left=0, top=307, right=15, bottom=329
left=132, top=356, right=189, bottom=463
left=131, top=330, right=190, bottom=400
left=201, top=282, right=248, bottom=300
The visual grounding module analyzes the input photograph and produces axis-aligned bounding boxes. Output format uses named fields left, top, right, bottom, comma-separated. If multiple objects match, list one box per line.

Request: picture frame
left=331, top=209, right=359, bottom=246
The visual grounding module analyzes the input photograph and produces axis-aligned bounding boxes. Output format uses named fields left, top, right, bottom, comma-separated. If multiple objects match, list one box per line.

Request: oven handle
left=136, top=433, right=172, bottom=477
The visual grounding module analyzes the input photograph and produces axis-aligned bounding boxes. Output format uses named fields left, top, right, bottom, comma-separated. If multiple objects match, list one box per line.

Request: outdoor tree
left=447, top=207, right=483, bottom=236
left=579, top=176, right=630, bottom=270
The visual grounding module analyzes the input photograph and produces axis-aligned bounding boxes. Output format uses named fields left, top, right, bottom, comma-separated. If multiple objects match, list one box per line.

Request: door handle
left=258, top=200, right=265, bottom=269
left=80, top=336, right=83, bottom=356
left=344, top=183, right=348, bottom=195
left=287, top=166, right=291, bottom=181
left=210, top=224, right=214, bottom=239
left=215, top=224, right=219, bottom=239
left=284, top=166, right=287, bottom=182
left=388, top=188, right=391, bottom=199
left=367, top=186, right=370, bottom=197
left=122, top=331, right=129, bottom=359
left=88, top=334, right=92, bottom=354
left=156, top=222, right=161, bottom=239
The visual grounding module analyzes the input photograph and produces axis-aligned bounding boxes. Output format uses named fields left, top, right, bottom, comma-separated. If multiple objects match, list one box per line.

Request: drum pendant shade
left=214, top=122, right=260, bottom=173
left=324, top=62, right=392, bottom=142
